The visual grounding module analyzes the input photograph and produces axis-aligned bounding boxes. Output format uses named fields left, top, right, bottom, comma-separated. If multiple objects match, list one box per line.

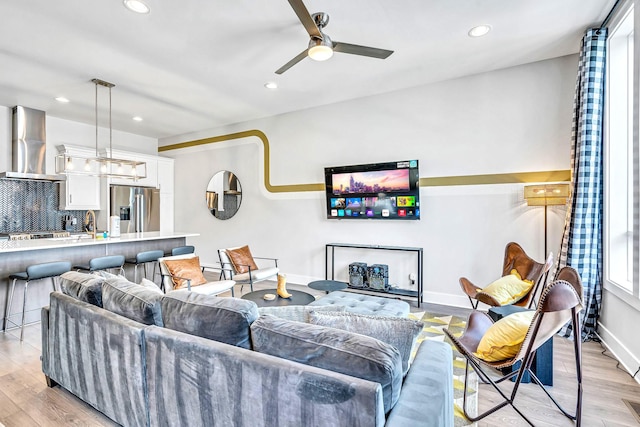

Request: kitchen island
left=1, top=231, right=198, bottom=329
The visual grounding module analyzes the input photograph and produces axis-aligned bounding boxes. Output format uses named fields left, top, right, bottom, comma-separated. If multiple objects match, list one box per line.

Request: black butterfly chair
left=445, top=266, right=583, bottom=426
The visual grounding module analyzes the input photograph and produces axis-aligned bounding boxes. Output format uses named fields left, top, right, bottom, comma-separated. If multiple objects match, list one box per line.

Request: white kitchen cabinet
left=59, top=174, right=101, bottom=210
left=157, top=157, right=175, bottom=232
left=57, top=145, right=101, bottom=210
left=160, top=193, right=174, bottom=232
left=157, top=157, right=174, bottom=194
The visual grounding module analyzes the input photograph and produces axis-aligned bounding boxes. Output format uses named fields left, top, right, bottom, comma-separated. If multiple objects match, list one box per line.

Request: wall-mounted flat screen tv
left=324, top=160, right=420, bottom=220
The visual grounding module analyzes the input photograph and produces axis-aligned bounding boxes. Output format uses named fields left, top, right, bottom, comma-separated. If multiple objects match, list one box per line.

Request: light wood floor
left=1, top=282, right=639, bottom=426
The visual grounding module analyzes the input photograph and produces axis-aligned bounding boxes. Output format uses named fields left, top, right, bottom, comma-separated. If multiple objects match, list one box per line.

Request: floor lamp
left=524, top=183, right=571, bottom=258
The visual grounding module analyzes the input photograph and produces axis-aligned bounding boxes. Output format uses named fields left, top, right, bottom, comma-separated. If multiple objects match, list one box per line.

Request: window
left=604, top=0, right=639, bottom=305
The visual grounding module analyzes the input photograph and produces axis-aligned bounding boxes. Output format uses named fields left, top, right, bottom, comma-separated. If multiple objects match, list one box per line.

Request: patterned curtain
left=553, top=28, right=607, bottom=341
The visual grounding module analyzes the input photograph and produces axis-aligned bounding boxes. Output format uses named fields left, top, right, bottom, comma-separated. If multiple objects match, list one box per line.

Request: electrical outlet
left=409, top=273, right=416, bottom=286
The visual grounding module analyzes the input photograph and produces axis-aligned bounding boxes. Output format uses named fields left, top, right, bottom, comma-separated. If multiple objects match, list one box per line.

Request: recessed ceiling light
left=264, top=82, right=278, bottom=90
left=123, top=0, right=150, bottom=14
left=468, top=25, right=492, bottom=38
left=132, top=116, right=143, bottom=122
left=55, top=97, right=70, bottom=103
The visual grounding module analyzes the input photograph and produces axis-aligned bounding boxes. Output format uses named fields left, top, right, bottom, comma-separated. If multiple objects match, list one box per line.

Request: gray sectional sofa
left=41, top=272, right=453, bottom=427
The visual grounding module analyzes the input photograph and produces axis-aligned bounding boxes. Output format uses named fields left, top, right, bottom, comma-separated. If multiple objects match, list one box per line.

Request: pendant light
left=56, top=79, right=146, bottom=180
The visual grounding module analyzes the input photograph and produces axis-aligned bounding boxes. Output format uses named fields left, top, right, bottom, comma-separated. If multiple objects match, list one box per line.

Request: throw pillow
left=307, top=311, right=424, bottom=376
left=59, top=271, right=105, bottom=307
left=140, top=277, right=163, bottom=294
left=102, top=276, right=164, bottom=326
left=163, top=256, right=207, bottom=289
left=481, top=272, right=534, bottom=305
left=250, top=314, right=403, bottom=414
left=161, top=290, right=259, bottom=349
left=257, top=304, right=346, bottom=322
left=475, top=311, right=535, bottom=362
left=226, top=245, right=259, bottom=274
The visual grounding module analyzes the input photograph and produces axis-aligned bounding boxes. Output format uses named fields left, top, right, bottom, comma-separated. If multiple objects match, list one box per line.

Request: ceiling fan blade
left=275, top=49, right=308, bottom=74
left=286, top=0, right=322, bottom=39
left=333, top=42, right=394, bottom=59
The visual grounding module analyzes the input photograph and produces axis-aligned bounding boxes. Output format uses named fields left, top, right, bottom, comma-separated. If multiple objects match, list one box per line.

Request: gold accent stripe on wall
left=419, top=170, right=571, bottom=187
left=159, top=129, right=323, bottom=193
left=159, top=130, right=571, bottom=193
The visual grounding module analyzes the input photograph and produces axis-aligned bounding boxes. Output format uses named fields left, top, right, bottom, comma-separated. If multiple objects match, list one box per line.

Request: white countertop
left=0, top=231, right=199, bottom=253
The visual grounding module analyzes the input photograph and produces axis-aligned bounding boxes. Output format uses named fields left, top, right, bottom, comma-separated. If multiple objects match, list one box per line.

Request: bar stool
left=4, top=261, right=71, bottom=341
left=74, top=255, right=126, bottom=276
left=171, top=246, right=195, bottom=256
left=124, top=250, right=164, bottom=283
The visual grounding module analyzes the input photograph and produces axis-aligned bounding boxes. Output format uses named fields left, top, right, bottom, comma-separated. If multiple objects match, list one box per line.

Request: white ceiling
left=0, top=0, right=615, bottom=140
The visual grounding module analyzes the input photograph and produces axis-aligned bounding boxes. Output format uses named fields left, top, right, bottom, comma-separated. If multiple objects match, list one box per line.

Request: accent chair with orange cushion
left=459, top=242, right=553, bottom=309
left=158, top=254, right=235, bottom=296
left=218, top=245, right=279, bottom=292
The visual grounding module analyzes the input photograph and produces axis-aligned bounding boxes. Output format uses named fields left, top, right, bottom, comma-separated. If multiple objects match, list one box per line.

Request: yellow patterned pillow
left=475, top=311, right=535, bottom=362
left=481, top=272, right=534, bottom=305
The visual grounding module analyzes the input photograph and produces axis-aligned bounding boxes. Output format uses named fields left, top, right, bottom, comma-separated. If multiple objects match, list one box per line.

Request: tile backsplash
left=0, top=178, right=85, bottom=233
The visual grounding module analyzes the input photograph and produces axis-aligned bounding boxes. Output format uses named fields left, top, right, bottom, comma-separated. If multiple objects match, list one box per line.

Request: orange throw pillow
left=164, top=257, right=207, bottom=289
left=226, top=245, right=259, bottom=274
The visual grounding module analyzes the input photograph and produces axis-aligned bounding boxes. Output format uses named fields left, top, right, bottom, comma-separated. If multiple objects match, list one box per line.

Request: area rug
left=409, top=311, right=478, bottom=427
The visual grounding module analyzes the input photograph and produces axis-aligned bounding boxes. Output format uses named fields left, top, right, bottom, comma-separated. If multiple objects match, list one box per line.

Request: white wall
left=0, top=107, right=158, bottom=176
left=160, top=55, right=576, bottom=307
left=599, top=291, right=640, bottom=381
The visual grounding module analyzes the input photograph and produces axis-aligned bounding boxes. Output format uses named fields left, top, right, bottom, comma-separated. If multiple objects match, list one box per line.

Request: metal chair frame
left=125, top=250, right=164, bottom=283
left=217, top=247, right=278, bottom=293
left=3, top=261, right=71, bottom=341
left=446, top=266, right=583, bottom=426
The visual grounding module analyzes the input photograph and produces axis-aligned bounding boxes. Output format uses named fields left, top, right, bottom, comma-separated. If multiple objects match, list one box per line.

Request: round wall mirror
left=206, top=171, right=242, bottom=220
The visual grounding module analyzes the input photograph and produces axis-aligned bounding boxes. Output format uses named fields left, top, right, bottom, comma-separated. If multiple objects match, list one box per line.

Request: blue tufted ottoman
left=308, top=291, right=410, bottom=318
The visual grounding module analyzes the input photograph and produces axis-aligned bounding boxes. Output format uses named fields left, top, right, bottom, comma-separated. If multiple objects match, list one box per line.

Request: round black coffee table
left=241, top=289, right=316, bottom=307
left=308, top=280, right=348, bottom=294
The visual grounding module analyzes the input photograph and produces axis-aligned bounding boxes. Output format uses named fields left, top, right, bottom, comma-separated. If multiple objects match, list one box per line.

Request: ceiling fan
left=275, top=0, right=394, bottom=75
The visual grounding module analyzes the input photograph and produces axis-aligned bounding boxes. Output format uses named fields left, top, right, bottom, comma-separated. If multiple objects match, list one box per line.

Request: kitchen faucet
left=85, top=210, right=96, bottom=239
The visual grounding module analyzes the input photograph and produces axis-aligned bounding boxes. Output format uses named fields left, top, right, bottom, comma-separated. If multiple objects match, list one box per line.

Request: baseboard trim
left=597, top=321, right=640, bottom=385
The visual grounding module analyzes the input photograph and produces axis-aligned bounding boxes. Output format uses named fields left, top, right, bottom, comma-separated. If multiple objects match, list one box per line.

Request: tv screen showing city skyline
left=331, top=169, right=410, bottom=195
left=324, top=160, right=420, bottom=220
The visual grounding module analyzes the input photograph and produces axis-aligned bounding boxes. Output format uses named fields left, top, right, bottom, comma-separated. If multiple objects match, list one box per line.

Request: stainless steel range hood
left=0, top=106, right=65, bottom=181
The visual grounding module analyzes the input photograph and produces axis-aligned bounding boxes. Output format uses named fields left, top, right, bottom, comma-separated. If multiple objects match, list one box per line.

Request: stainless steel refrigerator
left=110, top=185, right=160, bottom=233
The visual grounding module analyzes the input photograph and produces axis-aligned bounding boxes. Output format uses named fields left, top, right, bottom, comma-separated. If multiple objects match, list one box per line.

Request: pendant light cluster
left=56, top=79, right=146, bottom=180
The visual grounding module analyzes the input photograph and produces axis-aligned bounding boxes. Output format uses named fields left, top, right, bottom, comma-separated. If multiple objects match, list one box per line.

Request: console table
left=325, top=243, right=423, bottom=307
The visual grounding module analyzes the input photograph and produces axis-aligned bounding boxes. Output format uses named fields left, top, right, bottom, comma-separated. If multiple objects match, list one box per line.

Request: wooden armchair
left=460, top=242, right=553, bottom=309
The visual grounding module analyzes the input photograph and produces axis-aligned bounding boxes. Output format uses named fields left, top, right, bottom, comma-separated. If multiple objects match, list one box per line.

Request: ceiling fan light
left=468, top=24, right=491, bottom=37
left=123, top=0, right=150, bottom=14
left=308, top=38, right=333, bottom=61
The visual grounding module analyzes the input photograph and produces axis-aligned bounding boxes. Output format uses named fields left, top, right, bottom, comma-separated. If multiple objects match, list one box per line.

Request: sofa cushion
left=250, top=314, right=402, bottom=414
left=307, top=310, right=424, bottom=375
left=161, top=290, right=259, bottom=349
left=60, top=271, right=105, bottom=307
left=102, top=276, right=164, bottom=326
left=140, top=277, right=163, bottom=294
left=257, top=304, right=346, bottom=322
